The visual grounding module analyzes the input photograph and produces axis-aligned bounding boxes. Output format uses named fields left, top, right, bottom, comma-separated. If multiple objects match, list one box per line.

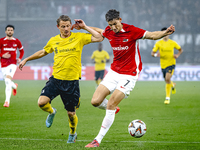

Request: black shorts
left=162, top=65, right=175, bottom=78
left=40, top=76, right=80, bottom=112
left=95, top=70, right=105, bottom=80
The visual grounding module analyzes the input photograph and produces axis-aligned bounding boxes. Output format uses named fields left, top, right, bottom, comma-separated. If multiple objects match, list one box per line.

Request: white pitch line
left=0, top=138, right=199, bottom=144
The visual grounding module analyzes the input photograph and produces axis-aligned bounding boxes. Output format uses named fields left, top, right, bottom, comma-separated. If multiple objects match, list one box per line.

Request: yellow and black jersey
left=44, top=32, right=92, bottom=80
left=153, top=39, right=181, bottom=69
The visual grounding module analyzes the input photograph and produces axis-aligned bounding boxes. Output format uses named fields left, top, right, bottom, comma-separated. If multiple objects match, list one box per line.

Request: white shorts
left=100, top=69, right=139, bottom=99
left=1, top=64, right=17, bottom=79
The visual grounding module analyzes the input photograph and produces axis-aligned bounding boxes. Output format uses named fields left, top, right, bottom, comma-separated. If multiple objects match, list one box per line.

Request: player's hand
left=74, top=19, right=86, bottom=29
left=2, top=52, right=11, bottom=58
left=166, top=25, right=175, bottom=35
left=157, top=52, right=160, bottom=57
left=174, top=54, right=179, bottom=59
left=71, top=23, right=81, bottom=30
left=17, top=58, right=21, bottom=64
left=19, top=59, right=27, bottom=71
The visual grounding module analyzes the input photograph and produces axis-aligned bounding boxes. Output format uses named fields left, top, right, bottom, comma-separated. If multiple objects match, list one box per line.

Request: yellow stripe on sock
left=40, top=102, right=53, bottom=114
left=68, top=114, right=78, bottom=134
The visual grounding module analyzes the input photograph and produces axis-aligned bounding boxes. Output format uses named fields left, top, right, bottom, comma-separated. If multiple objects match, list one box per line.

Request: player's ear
left=56, top=25, right=59, bottom=28
left=119, top=17, right=122, bottom=22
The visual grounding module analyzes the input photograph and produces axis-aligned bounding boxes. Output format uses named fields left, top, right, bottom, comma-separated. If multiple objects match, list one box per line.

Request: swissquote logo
left=112, top=45, right=129, bottom=51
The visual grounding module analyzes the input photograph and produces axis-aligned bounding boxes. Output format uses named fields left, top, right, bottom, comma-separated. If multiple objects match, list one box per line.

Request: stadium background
left=0, top=0, right=200, bottom=80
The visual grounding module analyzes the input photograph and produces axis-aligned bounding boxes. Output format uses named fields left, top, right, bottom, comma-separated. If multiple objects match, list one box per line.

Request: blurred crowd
left=0, top=0, right=199, bottom=64
left=4, top=0, right=199, bottom=33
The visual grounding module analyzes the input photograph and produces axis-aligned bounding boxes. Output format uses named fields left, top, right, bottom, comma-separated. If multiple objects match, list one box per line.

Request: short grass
left=0, top=80, right=200, bottom=150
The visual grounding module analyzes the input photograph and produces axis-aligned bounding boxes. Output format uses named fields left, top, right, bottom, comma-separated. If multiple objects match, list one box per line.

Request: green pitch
left=0, top=80, right=200, bottom=150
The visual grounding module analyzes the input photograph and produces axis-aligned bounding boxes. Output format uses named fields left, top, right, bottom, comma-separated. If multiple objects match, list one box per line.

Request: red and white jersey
left=102, top=23, right=147, bottom=76
left=0, top=37, right=24, bottom=67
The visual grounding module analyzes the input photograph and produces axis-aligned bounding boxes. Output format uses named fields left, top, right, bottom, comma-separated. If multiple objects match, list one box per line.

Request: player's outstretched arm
left=19, top=49, right=48, bottom=70
left=72, top=19, right=104, bottom=42
left=145, top=25, right=175, bottom=40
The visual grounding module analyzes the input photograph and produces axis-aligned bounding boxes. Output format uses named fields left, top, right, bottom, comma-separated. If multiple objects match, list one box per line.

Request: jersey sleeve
left=131, top=26, right=146, bottom=40
left=91, top=51, right=95, bottom=59
left=152, top=41, right=159, bottom=52
left=17, top=39, right=23, bottom=50
left=102, top=26, right=110, bottom=38
left=105, top=51, right=110, bottom=59
left=82, top=33, right=92, bottom=45
left=43, top=38, right=54, bottom=53
left=173, top=41, right=181, bottom=50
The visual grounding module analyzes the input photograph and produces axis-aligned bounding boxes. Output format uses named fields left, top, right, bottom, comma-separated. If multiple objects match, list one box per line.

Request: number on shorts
left=124, top=80, right=130, bottom=87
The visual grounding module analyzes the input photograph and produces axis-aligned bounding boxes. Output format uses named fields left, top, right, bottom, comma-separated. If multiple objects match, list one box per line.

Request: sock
left=171, top=81, right=174, bottom=88
left=166, top=83, right=171, bottom=99
left=97, top=79, right=102, bottom=85
left=5, top=78, right=12, bottom=103
left=97, top=98, right=108, bottom=110
left=68, top=114, right=78, bottom=134
left=40, top=102, right=54, bottom=114
left=95, top=109, right=115, bottom=144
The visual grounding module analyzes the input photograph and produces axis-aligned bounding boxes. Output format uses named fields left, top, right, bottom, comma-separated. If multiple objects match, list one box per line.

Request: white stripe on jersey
left=135, top=40, right=140, bottom=74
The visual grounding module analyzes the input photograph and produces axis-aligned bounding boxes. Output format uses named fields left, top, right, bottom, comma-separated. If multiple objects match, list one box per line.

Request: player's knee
left=91, top=98, right=101, bottom=107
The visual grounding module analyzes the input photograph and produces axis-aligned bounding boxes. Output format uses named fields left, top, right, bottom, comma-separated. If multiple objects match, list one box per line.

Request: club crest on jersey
left=123, top=39, right=129, bottom=42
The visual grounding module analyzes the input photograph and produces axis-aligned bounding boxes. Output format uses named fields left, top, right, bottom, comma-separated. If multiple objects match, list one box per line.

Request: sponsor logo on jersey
left=112, top=45, right=129, bottom=51
left=4, top=48, right=16, bottom=51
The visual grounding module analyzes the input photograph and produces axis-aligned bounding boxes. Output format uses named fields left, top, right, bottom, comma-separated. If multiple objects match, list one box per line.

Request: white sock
left=95, top=109, right=115, bottom=144
left=97, top=98, right=108, bottom=110
left=5, top=78, right=12, bottom=103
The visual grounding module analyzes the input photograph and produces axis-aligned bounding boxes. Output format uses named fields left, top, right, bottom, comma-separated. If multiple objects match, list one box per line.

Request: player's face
left=108, top=18, right=122, bottom=33
left=5, top=27, right=14, bottom=37
left=58, top=20, right=71, bottom=38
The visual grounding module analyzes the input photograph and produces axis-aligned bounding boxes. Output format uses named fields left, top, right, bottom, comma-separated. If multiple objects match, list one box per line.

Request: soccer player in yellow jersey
left=151, top=27, right=183, bottom=104
left=91, top=43, right=110, bottom=86
left=19, top=15, right=103, bottom=143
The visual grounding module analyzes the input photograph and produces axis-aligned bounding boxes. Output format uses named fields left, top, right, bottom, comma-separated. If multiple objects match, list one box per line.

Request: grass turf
left=0, top=80, right=200, bottom=150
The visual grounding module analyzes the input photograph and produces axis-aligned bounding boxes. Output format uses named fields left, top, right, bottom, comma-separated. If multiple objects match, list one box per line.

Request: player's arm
left=19, top=49, right=48, bottom=70
left=144, top=25, right=175, bottom=40
left=0, top=52, right=11, bottom=58
left=73, top=19, right=103, bottom=42
left=151, top=43, right=160, bottom=57
left=174, top=48, right=183, bottom=59
left=151, top=51, right=160, bottom=57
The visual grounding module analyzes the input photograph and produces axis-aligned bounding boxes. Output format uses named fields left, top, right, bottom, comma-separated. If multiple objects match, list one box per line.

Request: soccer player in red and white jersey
left=0, top=25, right=24, bottom=107
left=73, top=9, right=175, bottom=147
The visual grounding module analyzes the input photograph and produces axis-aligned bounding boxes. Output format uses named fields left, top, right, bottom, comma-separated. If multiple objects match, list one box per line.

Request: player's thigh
left=1, top=64, right=17, bottom=79
left=107, top=89, right=125, bottom=110
left=39, top=76, right=60, bottom=105
left=91, top=84, right=110, bottom=106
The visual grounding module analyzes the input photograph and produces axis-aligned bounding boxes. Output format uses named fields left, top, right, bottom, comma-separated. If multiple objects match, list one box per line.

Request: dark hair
left=5, top=25, right=15, bottom=31
left=57, top=15, right=71, bottom=26
left=161, top=27, right=167, bottom=31
left=105, top=9, right=120, bottom=22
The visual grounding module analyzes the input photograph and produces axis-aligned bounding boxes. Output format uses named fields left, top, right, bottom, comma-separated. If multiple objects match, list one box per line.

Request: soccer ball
left=128, top=119, right=146, bottom=138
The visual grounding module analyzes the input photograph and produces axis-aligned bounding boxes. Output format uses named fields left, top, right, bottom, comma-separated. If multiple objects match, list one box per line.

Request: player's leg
left=94, top=90, right=125, bottom=145
left=86, top=74, right=136, bottom=147
left=67, top=111, right=78, bottom=143
left=164, top=72, right=172, bottom=104
left=60, top=80, right=79, bottom=143
left=94, top=71, right=99, bottom=86
left=2, top=65, right=17, bottom=107
left=39, top=76, right=59, bottom=127
left=170, top=67, right=176, bottom=94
